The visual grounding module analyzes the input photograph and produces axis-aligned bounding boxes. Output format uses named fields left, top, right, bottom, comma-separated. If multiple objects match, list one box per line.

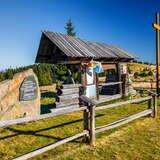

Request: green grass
left=0, top=96, right=160, bottom=160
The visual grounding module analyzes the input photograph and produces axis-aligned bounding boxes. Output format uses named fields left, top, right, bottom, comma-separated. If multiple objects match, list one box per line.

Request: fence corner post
left=89, top=104, right=96, bottom=146
left=152, top=94, right=157, bottom=118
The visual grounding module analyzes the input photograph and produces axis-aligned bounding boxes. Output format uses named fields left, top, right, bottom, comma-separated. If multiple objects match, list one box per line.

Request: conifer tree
left=65, top=19, right=76, bottom=37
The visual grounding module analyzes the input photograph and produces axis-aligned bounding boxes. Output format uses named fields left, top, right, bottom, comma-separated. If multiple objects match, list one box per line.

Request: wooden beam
left=95, top=94, right=122, bottom=104
left=95, top=109, right=152, bottom=134
left=13, top=130, right=88, bottom=160
left=95, top=96, right=152, bottom=111
left=58, top=93, right=79, bottom=102
left=80, top=95, right=96, bottom=106
left=0, top=106, right=87, bottom=128
left=98, top=82, right=122, bottom=86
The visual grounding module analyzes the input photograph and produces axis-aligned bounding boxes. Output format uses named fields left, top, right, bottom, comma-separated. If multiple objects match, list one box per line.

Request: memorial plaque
left=19, top=76, right=38, bottom=101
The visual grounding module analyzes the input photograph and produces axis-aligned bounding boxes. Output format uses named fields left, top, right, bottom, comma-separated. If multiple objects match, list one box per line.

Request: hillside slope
left=127, top=62, right=156, bottom=82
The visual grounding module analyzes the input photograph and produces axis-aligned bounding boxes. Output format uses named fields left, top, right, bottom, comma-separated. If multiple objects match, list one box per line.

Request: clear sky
left=0, top=0, right=160, bottom=70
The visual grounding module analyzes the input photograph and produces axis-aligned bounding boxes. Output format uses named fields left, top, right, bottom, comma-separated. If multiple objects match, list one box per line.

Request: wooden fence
left=0, top=91, right=157, bottom=160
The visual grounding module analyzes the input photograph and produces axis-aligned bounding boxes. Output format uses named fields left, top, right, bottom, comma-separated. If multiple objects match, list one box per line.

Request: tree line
left=0, top=64, right=81, bottom=86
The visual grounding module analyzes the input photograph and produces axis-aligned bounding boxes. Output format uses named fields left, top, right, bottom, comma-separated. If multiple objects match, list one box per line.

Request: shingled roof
left=35, top=31, right=135, bottom=63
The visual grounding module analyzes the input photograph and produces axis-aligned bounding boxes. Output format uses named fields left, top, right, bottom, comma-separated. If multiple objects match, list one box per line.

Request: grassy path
left=0, top=98, right=160, bottom=160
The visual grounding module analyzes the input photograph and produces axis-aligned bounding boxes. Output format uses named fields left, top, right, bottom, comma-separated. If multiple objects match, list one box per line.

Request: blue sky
left=0, top=0, right=160, bottom=70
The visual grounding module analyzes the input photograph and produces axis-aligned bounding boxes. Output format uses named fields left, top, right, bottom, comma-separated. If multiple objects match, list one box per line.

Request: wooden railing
left=80, top=92, right=157, bottom=145
left=98, top=81, right=123, bottom=95
left=0, top=91, right=157, bottom=160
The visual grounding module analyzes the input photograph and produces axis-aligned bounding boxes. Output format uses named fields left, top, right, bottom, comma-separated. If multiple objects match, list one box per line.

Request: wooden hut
left=35, top=31, right=135, bottom=106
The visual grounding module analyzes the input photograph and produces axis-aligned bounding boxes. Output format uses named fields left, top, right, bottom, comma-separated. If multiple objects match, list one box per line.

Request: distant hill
left=127, top=62, right=156, bottom=82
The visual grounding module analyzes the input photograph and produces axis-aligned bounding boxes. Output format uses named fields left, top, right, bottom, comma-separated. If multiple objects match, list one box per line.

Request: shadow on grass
left=0, top=114, right=105, bottom=141
left=41, top=104, right=56, bottom=114
left=41, top=92, right=58, bottom=114
left=41, top=92, right=57, bottom=98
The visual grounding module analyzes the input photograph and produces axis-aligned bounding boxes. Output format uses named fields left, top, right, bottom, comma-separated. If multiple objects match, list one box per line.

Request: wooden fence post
left=89, top=105, right=96, bottom=146
left=148, top=92, right=153, bottom=117
left=148, top=92, right=152, bottom=112
left=119, top=82, right=122, bottom=96
left=152, top=94, right=157, bottom=118
left=83, top=108, right=89, bottom=142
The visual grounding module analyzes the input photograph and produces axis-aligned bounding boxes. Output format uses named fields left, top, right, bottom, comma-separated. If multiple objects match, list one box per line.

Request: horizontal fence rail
left=95, top=96, right=152, bottom=111
left=13, top=130, right=88, bottom=160
left=98, top=81, right=122, bottom=86
left=0, top=106, right=87, bottom=128
left=95, top=109, right=152, bottom=133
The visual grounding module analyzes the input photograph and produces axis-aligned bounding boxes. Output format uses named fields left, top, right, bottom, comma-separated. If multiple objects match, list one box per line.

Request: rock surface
left=0, top=69, right=40, bottom=120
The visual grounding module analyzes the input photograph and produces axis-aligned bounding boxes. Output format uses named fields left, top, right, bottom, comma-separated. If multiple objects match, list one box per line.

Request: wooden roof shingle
left=36, top=31, right=135, bottom=63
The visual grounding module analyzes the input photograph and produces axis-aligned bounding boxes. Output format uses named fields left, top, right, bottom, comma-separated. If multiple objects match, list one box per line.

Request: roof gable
left=35, top=31, right=135, bottom=64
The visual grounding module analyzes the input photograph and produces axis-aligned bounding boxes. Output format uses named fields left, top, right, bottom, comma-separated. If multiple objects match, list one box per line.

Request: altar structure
left=35, top=31, right=135, bottom=106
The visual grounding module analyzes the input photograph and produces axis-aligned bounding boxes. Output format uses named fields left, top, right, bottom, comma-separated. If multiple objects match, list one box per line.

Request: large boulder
left=0, top=69, right=40, bottom=120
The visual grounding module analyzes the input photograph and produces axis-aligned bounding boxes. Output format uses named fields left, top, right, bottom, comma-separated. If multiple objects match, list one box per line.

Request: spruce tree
left=65, top=19, right=76, bottom=37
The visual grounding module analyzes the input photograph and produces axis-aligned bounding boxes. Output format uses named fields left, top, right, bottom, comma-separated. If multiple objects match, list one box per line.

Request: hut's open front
left=35, top=31, right=135, bottom=106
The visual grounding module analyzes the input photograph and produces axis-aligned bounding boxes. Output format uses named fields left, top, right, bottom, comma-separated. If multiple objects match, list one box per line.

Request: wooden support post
left=117, top=63, right=122, bottom=96
left=148, top=92, right=152, bottom=110
left=119, top=82, right=122, bottom=96
left=155, top=13, right=160, bottom=96
left=148, top=92, right=152, bottom=117
left=83, top=108, right=89, bottom=142
left=152, top=94, right=157, bottom=118
left=95, top=73, right=99, bottom=100
left=89, top=105, right=95, bottom=146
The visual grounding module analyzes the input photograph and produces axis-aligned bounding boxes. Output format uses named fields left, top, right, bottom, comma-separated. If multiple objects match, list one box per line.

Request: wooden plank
left=62, top=84, right=81, bottom=89
left=102, top=64, right=116, bottom=71
left=95, top=94, right=122, bottom=104
left=95, top=109, right=152, bottom=134
left=98, top=81, right=122, bottom=86
left=61, top=87, right=79, bottom=95
left=13, top=130, right=88, bottom=160
left=51, top=104, right=79, bottom=112
left=59, top=93, right=79, bottom=102
left=95, top=96, right=152, bottom=111
left=0, top=106, right=87, bottom=128
left=56, top=98, right=79, bottom=108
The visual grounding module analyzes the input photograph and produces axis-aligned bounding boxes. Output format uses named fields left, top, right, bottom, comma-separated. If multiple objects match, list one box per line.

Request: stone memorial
left=0, top=69, right=40, bottom=120
left=20, top=76, right=38, bottom=101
